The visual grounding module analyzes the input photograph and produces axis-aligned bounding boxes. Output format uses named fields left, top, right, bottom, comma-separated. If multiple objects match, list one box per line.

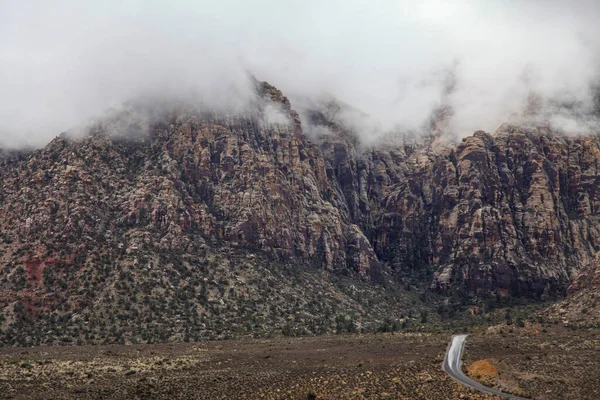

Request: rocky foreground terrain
left=0, top=80, right=600, bottom=344
left=0, top=329, right=597, bottom=399
left=0, top=333, right=492, bottom=400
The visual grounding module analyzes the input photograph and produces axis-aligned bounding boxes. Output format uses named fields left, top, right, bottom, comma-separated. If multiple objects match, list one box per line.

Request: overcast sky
left=1, top=0, right=600, bottom=147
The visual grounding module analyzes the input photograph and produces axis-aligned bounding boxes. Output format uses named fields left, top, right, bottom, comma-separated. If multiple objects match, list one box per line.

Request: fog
left=1, top=0, right=600, bottom=148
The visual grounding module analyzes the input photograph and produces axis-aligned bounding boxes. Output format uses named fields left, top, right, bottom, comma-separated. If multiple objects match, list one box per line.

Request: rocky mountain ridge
left=316, top=117, right=600, bottom=297
left=1, top=81, right=600, bottom=344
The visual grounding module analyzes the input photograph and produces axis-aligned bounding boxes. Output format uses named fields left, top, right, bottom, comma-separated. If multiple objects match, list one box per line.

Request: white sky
left=1, top=0, right=600, bottom=147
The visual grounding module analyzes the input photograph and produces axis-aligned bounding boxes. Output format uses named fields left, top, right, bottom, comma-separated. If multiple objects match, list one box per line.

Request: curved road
left=443, top=334, right=530, bottom=399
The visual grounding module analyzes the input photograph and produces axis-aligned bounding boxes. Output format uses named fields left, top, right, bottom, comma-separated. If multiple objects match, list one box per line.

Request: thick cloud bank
left=1, top=0, right=600, bottom=147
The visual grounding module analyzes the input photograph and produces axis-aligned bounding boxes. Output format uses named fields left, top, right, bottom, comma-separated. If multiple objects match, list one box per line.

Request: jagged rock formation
left=0, top=83, right=405, bottom=345
left=314, top=117, right=600, bottom=297
left=1, top=81, right=600, bottom=344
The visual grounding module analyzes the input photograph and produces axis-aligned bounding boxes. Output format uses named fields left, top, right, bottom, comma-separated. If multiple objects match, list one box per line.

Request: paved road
left=442, top=334, right=530, bottom=399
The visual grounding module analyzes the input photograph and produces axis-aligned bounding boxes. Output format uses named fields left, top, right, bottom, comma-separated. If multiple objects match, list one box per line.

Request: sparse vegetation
left=0, top=333, right=486, bottom=400
left=464, top=329, right=600, bottom=400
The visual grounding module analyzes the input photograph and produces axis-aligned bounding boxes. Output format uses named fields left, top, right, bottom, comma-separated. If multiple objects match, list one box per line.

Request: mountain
left=1, top=81, right=600, bottom=345
left=313, top=111, right=600, bottom=297
left=0, top=83, right=416, bottom=346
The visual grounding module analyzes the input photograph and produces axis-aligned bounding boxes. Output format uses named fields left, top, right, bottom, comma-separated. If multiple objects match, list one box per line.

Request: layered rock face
left=316, top=120, right=600, bottom=297
left=1, top=81, right=600, bottom=343
left=0, top=83, right=396, bottom=345
left=401, top=126, right=600, bottom=296
left=0, top=83, right=381, bottom=279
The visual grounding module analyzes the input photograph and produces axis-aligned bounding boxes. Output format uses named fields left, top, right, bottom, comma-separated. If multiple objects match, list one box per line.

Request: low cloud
left=1, top=0, right=600, bottom=148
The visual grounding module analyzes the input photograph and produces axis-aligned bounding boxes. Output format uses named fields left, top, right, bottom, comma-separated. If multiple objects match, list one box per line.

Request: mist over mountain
left=2, top=0, right=600, bottom=148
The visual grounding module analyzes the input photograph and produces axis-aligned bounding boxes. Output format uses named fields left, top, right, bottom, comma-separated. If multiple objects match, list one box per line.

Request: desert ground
left=463, top=328, right=600, bottom=400
left=0, top=330, right=598, bottom=399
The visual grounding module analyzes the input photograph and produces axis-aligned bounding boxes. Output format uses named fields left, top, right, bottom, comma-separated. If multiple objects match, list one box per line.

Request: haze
left=1, top=0, right=600, bottom=148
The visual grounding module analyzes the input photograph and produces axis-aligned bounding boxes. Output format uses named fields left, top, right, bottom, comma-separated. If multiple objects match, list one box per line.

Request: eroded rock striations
left=0, top=81, right=600, bottom=344
left=316, top=117, right=600, bottom=298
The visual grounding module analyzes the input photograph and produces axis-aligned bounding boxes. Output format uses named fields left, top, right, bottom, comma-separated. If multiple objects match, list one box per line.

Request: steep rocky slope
left=543, top=252, right=600, bottom=327
left=1, top=81, right=600, bottom=344
left=0, top=83, right=411, bottom=345
left=315, top=116, right=600, bottom=297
